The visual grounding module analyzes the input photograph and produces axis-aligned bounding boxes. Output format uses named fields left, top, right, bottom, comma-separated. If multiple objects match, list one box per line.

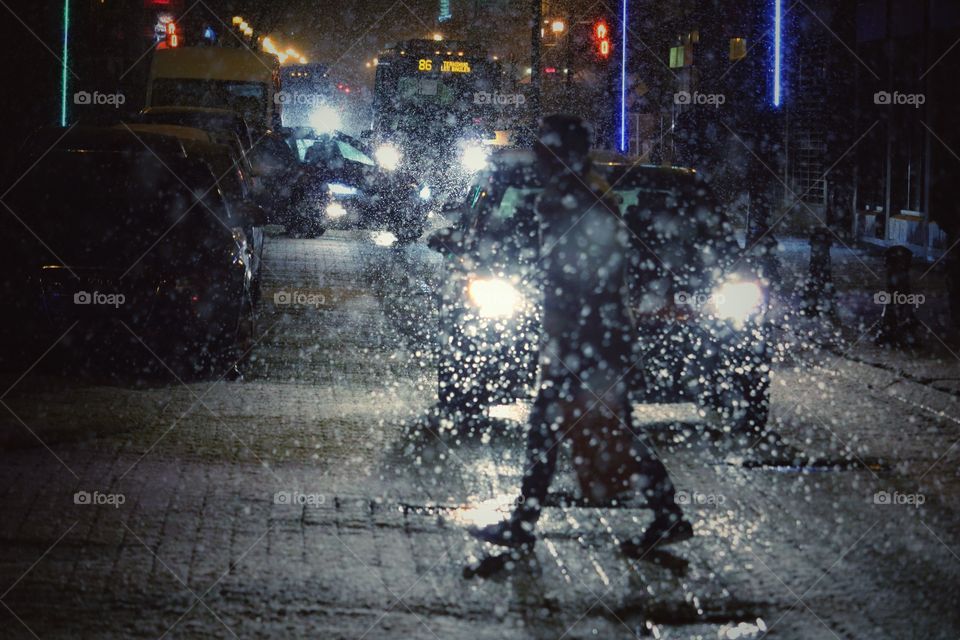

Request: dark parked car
left=429, top=149, right=771, bottom=435
left=122, top=122, right=265, bottom=301
left=0, top=126, right=263, bottom=370
left=137, top=107, right=300, bottom=224
left=285, top=128, right=430, bottom=241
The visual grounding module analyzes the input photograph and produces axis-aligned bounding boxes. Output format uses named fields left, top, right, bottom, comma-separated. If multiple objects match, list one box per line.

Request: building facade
left=852, top=0, right=960, bottom=258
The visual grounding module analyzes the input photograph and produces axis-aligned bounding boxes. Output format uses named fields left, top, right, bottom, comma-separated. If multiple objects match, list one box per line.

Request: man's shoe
left=621, top=514, right=693, bottom=557
left=468, top=520, right=536, bottom=550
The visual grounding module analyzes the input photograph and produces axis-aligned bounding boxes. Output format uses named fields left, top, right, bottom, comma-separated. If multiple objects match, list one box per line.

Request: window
left=335, top=140, right=375, bottom=166
left=730, top=38, right=748, bottom=61
left=669, top=45, right=686, bottom=68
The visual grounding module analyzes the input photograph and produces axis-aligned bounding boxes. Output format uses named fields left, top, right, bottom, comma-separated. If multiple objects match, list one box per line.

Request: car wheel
left=185, top=279, right=254, bottom=376
left=700, top=345, right=771, bottom=441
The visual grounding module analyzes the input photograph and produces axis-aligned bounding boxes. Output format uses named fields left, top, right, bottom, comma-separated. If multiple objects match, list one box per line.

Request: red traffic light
left=594, top=20, right=611, bottom=59
left=166, top=21, right=179, bottom=47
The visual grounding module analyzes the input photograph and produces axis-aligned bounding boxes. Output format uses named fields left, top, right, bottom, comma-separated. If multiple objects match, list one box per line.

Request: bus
left=372, top=39, right=503, bottom=206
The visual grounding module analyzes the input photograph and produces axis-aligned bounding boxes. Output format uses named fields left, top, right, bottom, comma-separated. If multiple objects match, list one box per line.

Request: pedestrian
left=469, top=115, right=692, bottom=556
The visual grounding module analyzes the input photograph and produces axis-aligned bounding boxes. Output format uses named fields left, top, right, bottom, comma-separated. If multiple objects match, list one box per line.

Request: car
left=139, top=106, right=254, bottom=152
left=137, top=107, right=300, bottom=224
left=285, top=128, right=430, bottom=240
left=428, top=149, right=771, bottom=437
left=0, top=126, right=263, bottom=370
left=121, top=122, right=265, bottom=302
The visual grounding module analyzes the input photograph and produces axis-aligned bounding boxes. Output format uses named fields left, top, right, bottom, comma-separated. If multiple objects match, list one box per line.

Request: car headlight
left=325, top=202, right=347, bottom=220
left=460, top=143, right=489, bottom=172
left=467, top=277, right=523, bottom=319
left=708, top=278, right=765, bottom=325
left=309, top=105, right=341, bottom=134
left=375, top=144, right=402, bottom=171
left=327, top=182, right=358, bottom=197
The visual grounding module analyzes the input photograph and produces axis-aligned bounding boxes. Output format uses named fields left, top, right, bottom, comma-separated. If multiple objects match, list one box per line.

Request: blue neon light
left=620, top=0, right=627, bottom=152
left=60, top=0, right=70, bottom=126
left=773, top=0, right=782, bottom=107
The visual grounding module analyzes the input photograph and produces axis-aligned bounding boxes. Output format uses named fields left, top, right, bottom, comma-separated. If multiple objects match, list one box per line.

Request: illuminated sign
left=442, top=60, right=471, bottom=73
left=594, top=20, right=611, bottom=59
left=417, top=59, right=471, bottom=73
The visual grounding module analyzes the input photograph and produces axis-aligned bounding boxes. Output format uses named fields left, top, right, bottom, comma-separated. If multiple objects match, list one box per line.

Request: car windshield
left=302, top=134, right=375, bottom=168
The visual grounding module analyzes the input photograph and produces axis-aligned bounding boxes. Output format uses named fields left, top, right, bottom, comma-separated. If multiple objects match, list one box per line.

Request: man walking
left=470, top=115, right=691, bottom=556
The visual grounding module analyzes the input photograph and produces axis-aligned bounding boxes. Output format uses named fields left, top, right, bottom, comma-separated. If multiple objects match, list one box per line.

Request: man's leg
left=618, top=402, right=693, bottom=556
left=513, top=387, right=563, bottom=525
left=469, top=385, right=564, bottom=548
left=629, top=431, right=679, bottom=511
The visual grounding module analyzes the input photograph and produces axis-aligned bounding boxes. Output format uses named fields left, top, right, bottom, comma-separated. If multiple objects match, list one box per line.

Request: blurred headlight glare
left=325, top=202, right=347, bottom=220
left=467, top=277, right=522, bottom=318
left=327, top=182, right=358, bottom=196
left=460, top=144, right=489, bottom=172
left=375, top=144, right=402, bottom=171
left=709, top=279, right=764, bottom=325
left=309, top=105, right=341, bottom=134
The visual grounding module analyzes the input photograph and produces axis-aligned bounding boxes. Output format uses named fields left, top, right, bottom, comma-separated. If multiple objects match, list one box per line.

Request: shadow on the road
left=463, top=548, right=541, bottom=581
left=639, top=549, right=690, bottom=576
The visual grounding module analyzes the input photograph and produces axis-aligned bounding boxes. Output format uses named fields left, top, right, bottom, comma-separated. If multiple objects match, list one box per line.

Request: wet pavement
left=1, top=230, right=959, bottom=639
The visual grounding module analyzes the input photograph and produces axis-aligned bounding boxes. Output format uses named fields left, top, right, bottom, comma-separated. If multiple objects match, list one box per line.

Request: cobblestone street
left=1, top=231, right=959, bottom=639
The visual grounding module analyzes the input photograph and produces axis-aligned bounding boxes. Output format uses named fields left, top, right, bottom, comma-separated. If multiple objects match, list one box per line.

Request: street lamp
left=551, top=20, right=565, bottom=33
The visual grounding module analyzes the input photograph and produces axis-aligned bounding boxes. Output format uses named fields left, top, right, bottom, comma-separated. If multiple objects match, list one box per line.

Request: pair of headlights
left=374, top=142, right=489, bottom=173
left=467, top=276, right=767, bottom=325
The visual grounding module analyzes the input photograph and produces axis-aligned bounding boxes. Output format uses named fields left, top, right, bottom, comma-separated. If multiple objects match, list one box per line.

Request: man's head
left=534, top=114, right=592, bottom=179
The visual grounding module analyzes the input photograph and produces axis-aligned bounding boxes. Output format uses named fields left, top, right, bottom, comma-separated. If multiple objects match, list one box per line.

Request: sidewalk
left=767, top=235, right=959, bottom=389
left=0, top=233, right=958, bottom=639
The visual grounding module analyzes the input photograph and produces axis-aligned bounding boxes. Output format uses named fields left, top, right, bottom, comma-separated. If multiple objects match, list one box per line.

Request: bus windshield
left=374, top=50, right=498, bottom=134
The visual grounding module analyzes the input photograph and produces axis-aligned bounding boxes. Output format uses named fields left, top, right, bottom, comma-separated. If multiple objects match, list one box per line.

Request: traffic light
left=594, top=20, right=611, bottom=59
left=166, top=21, right=178, bottom=48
